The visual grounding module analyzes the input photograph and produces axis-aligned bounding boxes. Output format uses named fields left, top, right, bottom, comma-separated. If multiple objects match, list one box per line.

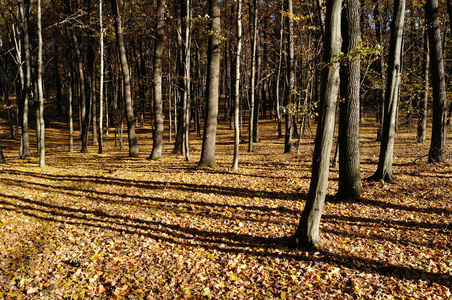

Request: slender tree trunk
left=417, top=31, right=428, bottom=143
left=276, top=3, right=284, bottom=139
left=292, top=0, right=342, bottom=249
left=427, top=0, right=447, bottom=163
left=248, top=0, right=258, bottom=152
left=373, top=0, right=384, bottom=141
left=284, top=0, right=295, bottom=153
left=232, top=0, right=242, bottom=171
left=38, top=0, right=45, bottom=167
left=370, top=0, right=405, bottom=181
left=54, top=30, right=63, bottom=117
left=99, top=0, right=104, bottom=154
left=72, top=31, right=88, bottom=153
left=337, top=0, right=362, bottom=198
left=68, top=57, right=74, bottom=153
left=183, top=0, right=192, bottom=162
left=198, top=0, right=221, bottom=168
left=149, top=0, right=165, bottom=160
left=19, top=0, right=31, bottom=158
left=110, top=0, right=139, bottom=157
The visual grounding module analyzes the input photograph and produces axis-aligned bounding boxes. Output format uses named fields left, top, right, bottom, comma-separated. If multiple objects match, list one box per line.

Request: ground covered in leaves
left=0, top=112, right=451, bottom=299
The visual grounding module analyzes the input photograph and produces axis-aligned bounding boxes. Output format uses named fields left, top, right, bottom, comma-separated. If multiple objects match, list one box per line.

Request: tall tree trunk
left=110, top=0, right=139, bottom=157
left=183, top=0, right=192, bottom=162
left=72, top=31, right=88, bottom=153
left=373, top=0, right=384, bottom=141
left=417, top=31, right=428, bottom=143
left=337, top=0, right=363, bottom=199
left=149, top=0, right=165, bottom=160
left=284, top=0, right=295, bottom=153
left=19, top=0, right=31, bottom=158
left=292, top=0, right=342, bottom=249
left=232, top=0, right=242, bottom=171
left=98, top=0, right=104, bottom=154
left=198, top=0, right=221, bottom=168
left=276, top=3, right=284, bottom=139
left=38, top=0, right=45, bottom=167
left=427, top=0, right=447, bottom=163
left=248, top=0, right=258, bottom=152
left=370, top=0, right=405, bottom=181
left=67, top=52, right=74, bottom=153
left=54, top=30, right=63, bottom=117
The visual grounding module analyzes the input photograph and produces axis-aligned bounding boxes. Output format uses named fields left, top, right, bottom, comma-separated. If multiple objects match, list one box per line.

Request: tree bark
left=426, top=0, right=447, bottom=163
left=417, top=31, right=428, bottom=144
left=110, top=0, right=139, bottom=157
left=72, top=31, right=89, bottom=153
left=292, top=0, right=342, bottom=249
left=19, top=0, right=31, bottom=158
left=337, top=0, right=363, bottom=198
left=232, top=0, right=242, bottom=171
left=248, top=0, right=258, bottom=152
left=284, top=0, right=295, bottom=153
left=198, top=0, right=221, bottom=168
left=149, top=0, right=165, bottom=160
left=99, top=0, right=104, bottom=154
left=38, top=0, right=45, bottom=167
left=370, top=0, right=405, bottom=181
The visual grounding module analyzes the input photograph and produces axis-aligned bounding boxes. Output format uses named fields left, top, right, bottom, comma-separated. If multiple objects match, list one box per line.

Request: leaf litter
left=0, top=117, right=451, bottom=299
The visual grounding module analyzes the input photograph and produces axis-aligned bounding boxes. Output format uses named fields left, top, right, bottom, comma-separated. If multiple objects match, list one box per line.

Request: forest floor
left=0, top=109, right=451, bottom=299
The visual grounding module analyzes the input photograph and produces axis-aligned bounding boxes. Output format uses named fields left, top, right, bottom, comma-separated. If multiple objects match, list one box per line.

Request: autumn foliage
left=0, top=114, right=451, bottom=299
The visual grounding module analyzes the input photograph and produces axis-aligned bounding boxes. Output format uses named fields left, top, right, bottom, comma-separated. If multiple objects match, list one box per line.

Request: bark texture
left=111, top=0, right=139, bottom=157
left=149, top=0, right=166, bottom=160
left=370, top=0, right=405, bottom=181
left=427, top=0, right=447, bottom=163
left=292, top=0, right=342, bottom=249
left=198, top=0, right=221, bottom=168
left=337, top=0, right=362, bottom=199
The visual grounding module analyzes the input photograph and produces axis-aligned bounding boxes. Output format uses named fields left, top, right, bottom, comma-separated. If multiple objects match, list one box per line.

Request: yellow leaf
left=290, top=275, right=297, bottom=281
left=281, top=291, right=287, bottom=299
left=1, top=218, right=6, bottom=224
left=230, top=274, right=236, bottom=281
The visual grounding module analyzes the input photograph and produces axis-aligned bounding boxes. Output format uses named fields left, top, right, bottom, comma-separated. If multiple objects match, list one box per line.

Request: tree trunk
left=248, top=0, right=258, bottom=152
left=183, top=0, right=192, bottom=162
left=198, top=0, right=221, bottom=168
left=110, top=0, right=139, bottom=157
left=19, top=0, right=31, bottom=158
left=337, top=0, right=363, bottom=198
left=72, top=31, right=88, bottom=153
left=232, top=0, right=242, bottom=171
left=427, top=0, right=447, bottom=163
left=370, top=0, right=405, bottom=181
left=276, top=2, right=284, bottom=139
left=292, top=0, right=342, bottom=249
left=38, top=0, right=45, bottom=167
left=149, top=0, right=165, bottom=160
left=284, top=0, right=295, bottom=153
left=373, top=0, right=384, bottom=141
left=417, top=31, right=428, bottom=144
left=99, top=0, right=104, bottom=154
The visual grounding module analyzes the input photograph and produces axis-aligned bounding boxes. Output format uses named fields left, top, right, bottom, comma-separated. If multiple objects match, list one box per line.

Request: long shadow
left=1, top=194, right=450, bottom=288
left=323, top=213, right=451, bottom=231
left=327, top=196, right=452, bottom=216
left=0, top=178, right=303, bottom=223
left=1, top=169, right=303, bottom=201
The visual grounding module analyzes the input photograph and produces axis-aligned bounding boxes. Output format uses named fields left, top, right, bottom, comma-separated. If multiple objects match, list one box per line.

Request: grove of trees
left=0, top=0, right=451, bottom=248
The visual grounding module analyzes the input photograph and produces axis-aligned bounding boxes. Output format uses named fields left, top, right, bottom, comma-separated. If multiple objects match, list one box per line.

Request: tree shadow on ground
left=0, top=189, right=450, bottom=288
